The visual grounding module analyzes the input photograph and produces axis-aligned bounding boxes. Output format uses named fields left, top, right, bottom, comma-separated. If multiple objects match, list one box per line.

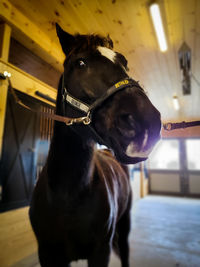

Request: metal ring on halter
left=83, top=116, right=91, bottom=125
left=82, top=111, right=91, bottom=125
left=65, top=112, right=91, bottom=126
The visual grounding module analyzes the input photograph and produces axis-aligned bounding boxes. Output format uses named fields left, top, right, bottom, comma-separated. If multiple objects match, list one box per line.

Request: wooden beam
left=0, top=23, right=11, bottom=61
left=0, top=81, right=9, bottom=158
left=0, top=60, right=57, bottom=107
left=0, top=0, right=64, bottom=72
left=161, top=125, right=200, bottom=138
left=0, top=23, right=11, bottom=158
left=140, top=162, right=149, bottom=198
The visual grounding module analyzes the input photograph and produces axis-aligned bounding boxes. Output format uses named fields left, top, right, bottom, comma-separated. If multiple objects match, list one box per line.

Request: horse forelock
left=70, top=34, right=113, bottom=54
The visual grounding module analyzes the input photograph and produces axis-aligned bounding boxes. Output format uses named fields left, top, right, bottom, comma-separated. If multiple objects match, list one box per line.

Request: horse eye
left=77, top=59, right=86, bottom=67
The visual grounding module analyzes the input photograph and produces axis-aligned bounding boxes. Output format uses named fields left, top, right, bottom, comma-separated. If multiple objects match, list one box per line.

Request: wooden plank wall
left=0, top=0, right=64, bottom=72
left=0, top=207, right=37, bottom=267
left=9, top=38, right=61, bottom=89
left=161, top=125, right=200, bottom=138
left=0, top=60, right=57, bottom=107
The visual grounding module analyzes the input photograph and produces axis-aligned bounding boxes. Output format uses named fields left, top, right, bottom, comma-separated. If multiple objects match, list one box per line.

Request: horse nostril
left=127, top=114, right=136, bottom=128
left=118, top=114, right=136, bottom=129
left=117, top=114, right=139, bottom=138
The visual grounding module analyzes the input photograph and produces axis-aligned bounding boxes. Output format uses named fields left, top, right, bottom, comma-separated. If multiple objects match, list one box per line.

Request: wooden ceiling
left=6, top=0, right=200, bottom=122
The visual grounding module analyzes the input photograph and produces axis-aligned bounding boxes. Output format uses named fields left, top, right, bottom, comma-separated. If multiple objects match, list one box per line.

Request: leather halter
left=6, top=74, right=142, bottom=128
left=3, top=73, right=200, bottom=133
left=62, top=77, right=142, bottom=126
left=61, top=77, right=144, bottom=146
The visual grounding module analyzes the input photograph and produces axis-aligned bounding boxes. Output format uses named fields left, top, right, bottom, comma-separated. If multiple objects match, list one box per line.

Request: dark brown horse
left=29, top=24, right=161, bottom=267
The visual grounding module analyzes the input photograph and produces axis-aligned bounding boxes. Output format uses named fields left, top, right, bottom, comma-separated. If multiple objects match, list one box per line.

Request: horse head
left=56, top=24, right=161, bottom=164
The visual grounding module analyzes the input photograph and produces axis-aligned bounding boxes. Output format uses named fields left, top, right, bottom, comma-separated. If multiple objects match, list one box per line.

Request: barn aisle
left=128, top=196, right=200, bottom=267
left=72, top=196, right=200, bottom=267
left=6, top=196, right=200, bottom=267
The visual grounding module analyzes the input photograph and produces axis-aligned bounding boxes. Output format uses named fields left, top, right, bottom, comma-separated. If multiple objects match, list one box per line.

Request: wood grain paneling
left=9, top=38, right=61, bottom=88
left=0, top=207, right=37, bottom=267
left=0, top=60, right=57, bottom=107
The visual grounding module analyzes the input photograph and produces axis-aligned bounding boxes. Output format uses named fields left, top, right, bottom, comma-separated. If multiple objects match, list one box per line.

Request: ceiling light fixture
left=172, top=95, right=180, bottom=110
left=149, top=2, right=168, bottom=52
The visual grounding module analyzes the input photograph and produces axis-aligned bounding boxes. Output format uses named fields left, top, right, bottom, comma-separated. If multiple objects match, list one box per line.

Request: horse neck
left=47, top=121, right=94, bottom=193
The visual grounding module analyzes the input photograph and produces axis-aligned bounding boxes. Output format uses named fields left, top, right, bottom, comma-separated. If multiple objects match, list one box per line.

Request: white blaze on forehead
left=97, top=46, right=116, bottom=63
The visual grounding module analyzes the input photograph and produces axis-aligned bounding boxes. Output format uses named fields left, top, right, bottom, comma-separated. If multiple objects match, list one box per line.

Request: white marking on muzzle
left=126, top=130, right=153, bottom=158
left=126, top=142, right=152, bottom=158
left=142, top=130, right=148, bottom=150
left=97, top=46, right=116, bottom=63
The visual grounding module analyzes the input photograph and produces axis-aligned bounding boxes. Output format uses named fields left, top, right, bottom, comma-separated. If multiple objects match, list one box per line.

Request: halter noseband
left=62, top=77, right=142, bottom=126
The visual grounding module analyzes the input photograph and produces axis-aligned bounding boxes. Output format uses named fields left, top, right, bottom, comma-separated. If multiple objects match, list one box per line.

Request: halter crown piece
left=62, top=76, right=142, bottom=126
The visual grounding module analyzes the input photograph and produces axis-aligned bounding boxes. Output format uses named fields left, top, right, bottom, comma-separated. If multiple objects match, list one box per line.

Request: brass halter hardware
left=65, top=113, right=91, bottom=126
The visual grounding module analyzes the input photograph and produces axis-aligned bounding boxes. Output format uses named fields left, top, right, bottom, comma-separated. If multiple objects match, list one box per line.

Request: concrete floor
left=128, top=196, right=200, bottom=267
left=13, top=196, right=200, bottom=267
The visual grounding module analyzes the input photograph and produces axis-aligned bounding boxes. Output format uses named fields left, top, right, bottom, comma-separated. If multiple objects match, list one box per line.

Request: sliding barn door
left=0, top=90, right=40, bottom=212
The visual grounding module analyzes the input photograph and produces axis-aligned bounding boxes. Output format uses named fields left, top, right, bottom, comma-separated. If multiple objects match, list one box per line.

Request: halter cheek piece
left=62, top=77, right=142, bottom=126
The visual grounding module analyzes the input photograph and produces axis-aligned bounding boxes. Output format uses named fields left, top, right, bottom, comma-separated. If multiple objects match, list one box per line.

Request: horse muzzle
left=113, top=106, right=161, bottom=164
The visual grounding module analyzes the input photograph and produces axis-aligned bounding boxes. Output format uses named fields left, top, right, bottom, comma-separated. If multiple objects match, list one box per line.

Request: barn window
left=186, top=139, right=200, bottom=170
left=148, top=139, right=180, bottom=170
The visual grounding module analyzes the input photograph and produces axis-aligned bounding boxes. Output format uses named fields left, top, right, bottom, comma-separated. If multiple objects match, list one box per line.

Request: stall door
left=0, top=90, right=40, bottom=212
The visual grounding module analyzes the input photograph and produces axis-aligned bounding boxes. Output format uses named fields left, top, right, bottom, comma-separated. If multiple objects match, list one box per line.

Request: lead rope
left=163, top=121, right=200, bottom=131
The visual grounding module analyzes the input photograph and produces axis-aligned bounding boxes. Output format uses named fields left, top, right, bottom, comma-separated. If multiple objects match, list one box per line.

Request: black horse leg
left=38, top=243, right=69, bottom=267
left=88, top=244, right=111, bottom=267
left=117, top=201, right=131, bottom=267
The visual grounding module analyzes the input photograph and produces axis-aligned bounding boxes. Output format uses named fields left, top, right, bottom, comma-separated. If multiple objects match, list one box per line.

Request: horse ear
left=107, top=34, right=114, bottom=49
left=56, top=23, right=75, bottom=55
